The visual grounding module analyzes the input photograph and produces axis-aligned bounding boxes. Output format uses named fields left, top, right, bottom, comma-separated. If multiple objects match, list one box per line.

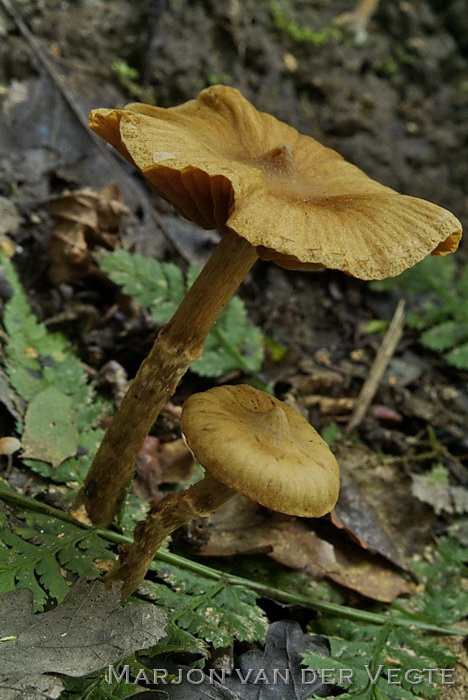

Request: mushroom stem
left=105, top=473, right=234, bottom=599
left=75, top=230, right=258, bottom=526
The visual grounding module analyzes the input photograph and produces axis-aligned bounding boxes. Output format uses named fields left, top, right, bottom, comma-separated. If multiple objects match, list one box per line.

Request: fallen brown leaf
left=183, top=496, right=415, bottom=602
left=334, top=443, right=435, bottom=565
left=47, top=183, right=128, bottom=283
left=133, top=436, right=195, bottom=504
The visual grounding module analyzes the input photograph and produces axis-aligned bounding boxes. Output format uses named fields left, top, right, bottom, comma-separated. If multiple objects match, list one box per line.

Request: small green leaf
left=362, top=319, right=390, bottom=335
left=321, top=421, right=341, bottom=446
left=370, top=256, right=468, bottom=365
left=100, top=249, right=185, bottom=324
left=21, top=387, right=78, bottom=467
left=420, top=321, right=468, bottom=352
left=446, top=341, right=468, bottom=370
left=0, top=256, right=113, bottom=484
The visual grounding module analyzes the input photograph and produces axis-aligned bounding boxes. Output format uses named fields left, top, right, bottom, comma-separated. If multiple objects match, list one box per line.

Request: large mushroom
left=105, top=385, right=340, bottom=599
left=78, top=85, right=461, bottom=526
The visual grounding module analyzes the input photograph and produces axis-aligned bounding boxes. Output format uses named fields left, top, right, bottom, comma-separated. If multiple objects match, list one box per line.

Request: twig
left=0, top=0, right=189, bottom=261
left=345, top=299, right=406, bottom=435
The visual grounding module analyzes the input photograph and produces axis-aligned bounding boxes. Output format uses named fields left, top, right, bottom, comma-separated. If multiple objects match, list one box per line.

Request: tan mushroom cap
left=181, top=385, right=340, bottom=518
left=89, top=86, right=461, bottom=280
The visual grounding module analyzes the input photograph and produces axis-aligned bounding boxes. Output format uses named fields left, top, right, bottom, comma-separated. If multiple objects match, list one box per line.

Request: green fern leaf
left=406, top=302, right=448, bottom=331
left=190, top=270, right=264, bottom=376
left=100, top=251, right=264, bottom=378
left=99, top=249, right=185, bottom=323
left=370, top=257, right=457, bottom=297
left=394, top=538, right=468, bottom=626
left=370, top=256, right=467, bottom=364
left=0, top=497, right=114, bottom=610
left=303, top=618, right=455, bottom=699
left=304, top=538, right=464, bottom=698
left=0, top=256, right=112, bottom=483
left=140, top=560, right=268, bottom=650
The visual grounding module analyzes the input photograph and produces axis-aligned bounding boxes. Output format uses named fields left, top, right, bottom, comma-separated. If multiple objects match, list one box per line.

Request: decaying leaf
left=0, top=579, right=166, bottom=691
left=331, top=465, right=406, bottom=565
left=303, top=394, right=356, bottom=415
left=0, top=197, right=20, bottom=238
left=20, top=386, right=78, bottom=467
left=139, top=621, right=330, bottom=699
left=411, top=464, right=468, bottom=515
left=228, top=620, right=329, bottom=699
left=47, top=184, right=127, bottom=283
left=183, top=496, right=414, bottom=602
left=133, top=436, right=195, bottom=503
left=0, top=673, right=64, bottom=700
left=333, top=443, right=435, bottom=564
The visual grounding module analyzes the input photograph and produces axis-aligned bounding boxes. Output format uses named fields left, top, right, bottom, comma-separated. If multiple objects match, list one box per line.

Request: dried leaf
left=142, top=621, right=330, bottom=699
left=0, top=579, right=166, bottom=687
left=133, top=437, right=195, bottom=502
left=0, top=197, right=21, bottom=237
left=47, top=185, right=127, bottom=283
left=185, top=497, right=414, bottom=602
left=333, top=444, right=433, bottom=566
left=0, top=673, right=64, bottom=700
left=411, top=464, right=468, bottom=515
left=303, top=394, right=356, bottom=415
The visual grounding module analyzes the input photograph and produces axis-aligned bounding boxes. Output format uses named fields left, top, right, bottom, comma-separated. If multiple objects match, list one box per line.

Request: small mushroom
left=80, top=86, right=462, bottom=526
left=0, top=436, right=21, bottom=475
left=105, top=385, right=339, bottom=598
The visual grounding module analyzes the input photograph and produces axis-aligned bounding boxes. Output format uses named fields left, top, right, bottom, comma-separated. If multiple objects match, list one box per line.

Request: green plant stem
left=1, top=486, right=464, bottom=636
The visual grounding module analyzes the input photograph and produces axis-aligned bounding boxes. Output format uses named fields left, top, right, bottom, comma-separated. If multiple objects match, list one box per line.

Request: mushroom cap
left=0, top=436, right=21, bottom=455
left=89, top=86, right=461, bottom=280
left=181, top=384, right=340, bottom=518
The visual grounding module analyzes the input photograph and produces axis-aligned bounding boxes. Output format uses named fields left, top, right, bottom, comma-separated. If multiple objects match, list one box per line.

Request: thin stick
left=75, top=231, right=257, bottom=526
left=345, top=299, right=405, bottom=435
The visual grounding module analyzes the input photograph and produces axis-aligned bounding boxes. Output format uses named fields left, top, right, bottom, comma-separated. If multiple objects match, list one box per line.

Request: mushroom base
left=104, top=473, right=234, bottom=599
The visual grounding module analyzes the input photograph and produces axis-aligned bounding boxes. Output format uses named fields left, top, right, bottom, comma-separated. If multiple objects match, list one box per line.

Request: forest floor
left=0, top=1, right=467, bottom=699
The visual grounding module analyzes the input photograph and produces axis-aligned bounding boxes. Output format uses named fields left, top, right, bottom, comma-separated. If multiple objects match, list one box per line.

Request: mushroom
left=105, top=384, right=340, bottom=599
left=0, top=436, right=21, bottom=476
left=79, top=85, right=461, bottom=526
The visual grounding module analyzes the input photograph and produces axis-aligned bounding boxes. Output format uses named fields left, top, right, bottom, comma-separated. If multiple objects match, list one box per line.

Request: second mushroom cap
left=181, top=384, right=340, bottom=518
